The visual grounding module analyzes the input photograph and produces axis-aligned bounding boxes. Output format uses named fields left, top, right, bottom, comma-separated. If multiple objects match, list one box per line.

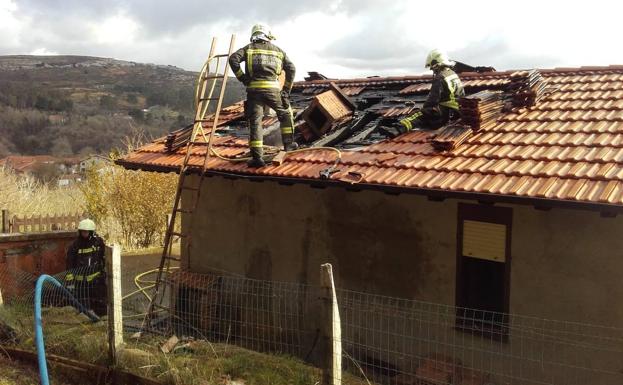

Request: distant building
left=79, top=154, right=111, bottom=173
left=0, top=155, right=80, bottom=175
left=57, top=173, right=82, bottom=187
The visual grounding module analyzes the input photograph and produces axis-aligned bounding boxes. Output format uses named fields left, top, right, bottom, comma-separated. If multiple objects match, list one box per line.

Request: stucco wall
left=183, top=175, right=623, bottom=326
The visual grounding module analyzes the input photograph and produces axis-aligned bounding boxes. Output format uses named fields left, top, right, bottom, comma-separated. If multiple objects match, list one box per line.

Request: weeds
left=1, top=307, right=367, bottom=385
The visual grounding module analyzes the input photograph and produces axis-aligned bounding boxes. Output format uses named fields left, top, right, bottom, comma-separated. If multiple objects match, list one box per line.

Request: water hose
left=34, top=274, right=100, bottom=385
left=210, top=145, right=342, bottom=165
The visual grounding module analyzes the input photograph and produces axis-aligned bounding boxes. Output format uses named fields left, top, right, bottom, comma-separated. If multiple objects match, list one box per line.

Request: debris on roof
left=459, top=90, right=505, bottom=131
left=165, top=125, right=193, bottom=152
left=431, top=124, right=472, bottom=151
left=304, top=72, right=332, bottom=81
left=118, top=65, right=623, bottom=208
left=301, top=84, right=355, bottom=138
left=508, top=70, right=548, bottom=107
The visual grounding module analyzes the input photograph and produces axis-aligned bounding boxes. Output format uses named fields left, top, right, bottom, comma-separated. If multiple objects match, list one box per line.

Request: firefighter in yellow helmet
left=388, top=49, right=465, bottom=136
left=229, top=23, right=297, bottom=167
left=64, top=219, right=107, bottom=316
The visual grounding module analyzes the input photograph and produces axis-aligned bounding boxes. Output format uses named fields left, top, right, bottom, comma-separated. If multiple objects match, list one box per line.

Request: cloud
left=1, top=0, right=623, bottom=79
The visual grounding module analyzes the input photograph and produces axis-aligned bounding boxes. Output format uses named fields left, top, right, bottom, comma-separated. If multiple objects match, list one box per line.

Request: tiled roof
left=118, top=66, right=623, bottom=211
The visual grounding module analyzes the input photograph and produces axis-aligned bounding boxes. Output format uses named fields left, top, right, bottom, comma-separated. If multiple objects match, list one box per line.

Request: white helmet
left=250, top=23, right=275, bottom=42
left=425, top=49, right=454, bottom=70
left=78, top=218, right=96, bottom=231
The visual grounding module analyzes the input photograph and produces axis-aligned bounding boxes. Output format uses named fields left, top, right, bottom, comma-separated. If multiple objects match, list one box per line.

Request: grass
left=0, top=359, right=75, bottom=385
left=1, top=306, right=368, bottom=385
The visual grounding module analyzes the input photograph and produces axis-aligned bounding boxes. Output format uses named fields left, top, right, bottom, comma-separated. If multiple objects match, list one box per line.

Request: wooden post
left=320, top=263, right=342, bottom=385
left=1, top=209, right=9, bottom=233
left=106, top=244, right=124, bottom=365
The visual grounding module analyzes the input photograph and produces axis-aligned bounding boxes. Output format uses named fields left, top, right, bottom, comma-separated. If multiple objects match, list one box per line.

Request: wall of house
left=182, top=175, right=623, bottom=326
left=181, top=175, right=623, bottom=383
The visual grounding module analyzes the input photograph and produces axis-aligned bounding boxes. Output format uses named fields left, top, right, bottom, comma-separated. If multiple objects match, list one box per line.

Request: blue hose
left=34, top=274, right=101, bottom=385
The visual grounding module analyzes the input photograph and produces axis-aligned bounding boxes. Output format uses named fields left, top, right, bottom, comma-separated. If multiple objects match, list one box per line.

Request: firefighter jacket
left=424, top=66, right=465, bottom=111
left=66, top=234, right=105, bottom=282
left=229, top=40, right=296, bottom=91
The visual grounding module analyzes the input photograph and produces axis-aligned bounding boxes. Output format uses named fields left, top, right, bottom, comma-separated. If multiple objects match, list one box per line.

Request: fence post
left=2, top=209, right=9, bottom=233
left=320, top=263, right=342, bottom=385
left=106, top=244, right=124, bottom=365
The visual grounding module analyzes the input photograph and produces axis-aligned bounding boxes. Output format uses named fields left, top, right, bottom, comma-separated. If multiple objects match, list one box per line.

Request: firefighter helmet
left=251, top=23, right=275, bottom=41
left=425, top=49, right=454, bottom=69
left=78, top=219, right=96, bottom=231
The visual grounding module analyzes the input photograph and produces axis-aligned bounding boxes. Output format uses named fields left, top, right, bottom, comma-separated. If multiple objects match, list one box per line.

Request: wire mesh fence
left=0, top=262, right=105, bottom=314
left=337, top=289, right=623, bottom=385
left=2, top=259, right=623, bottom=385
left=140, top=270, right=317, bottom=358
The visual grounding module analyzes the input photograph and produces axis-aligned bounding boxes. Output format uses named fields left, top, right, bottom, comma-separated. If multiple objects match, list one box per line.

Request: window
left=456, top=203, right=512, bottom=340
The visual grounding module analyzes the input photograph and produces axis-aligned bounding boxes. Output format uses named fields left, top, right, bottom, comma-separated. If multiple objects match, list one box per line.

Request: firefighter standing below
left=389, top=49, right=465, bottom=135
left=65, top=219, right=107, bottom=316
left=229, top=23, right=298, bottom=168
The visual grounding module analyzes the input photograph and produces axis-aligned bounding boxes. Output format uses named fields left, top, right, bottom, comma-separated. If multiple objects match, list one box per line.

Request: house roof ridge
left=294, top=65, right=623, bottom=88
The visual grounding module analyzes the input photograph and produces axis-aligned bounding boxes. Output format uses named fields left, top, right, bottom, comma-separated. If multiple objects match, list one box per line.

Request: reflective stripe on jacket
left=229, top=41, right=296, bottom=91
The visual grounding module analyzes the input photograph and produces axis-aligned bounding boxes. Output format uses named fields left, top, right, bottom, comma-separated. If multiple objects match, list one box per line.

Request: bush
left=80, top=164, right=176, bottom=249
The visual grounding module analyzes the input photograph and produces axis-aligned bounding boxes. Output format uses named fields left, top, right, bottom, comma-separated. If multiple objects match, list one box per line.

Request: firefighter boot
left=247, top=146, right=266, bottom=168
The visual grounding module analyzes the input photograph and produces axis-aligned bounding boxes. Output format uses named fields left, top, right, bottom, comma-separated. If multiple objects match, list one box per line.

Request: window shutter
left=462, top=220, right=507, bottom=262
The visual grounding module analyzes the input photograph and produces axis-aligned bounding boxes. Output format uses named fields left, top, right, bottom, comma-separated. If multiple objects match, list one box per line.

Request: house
left=57, top=173, right=82, bottom=187
left=0, top=155, right=80, bottom=176
left=0, top=155, right=58, bottom=174
left=79, top=154, right=111, bottom=173
left=118, top=65, right=623, bottom=382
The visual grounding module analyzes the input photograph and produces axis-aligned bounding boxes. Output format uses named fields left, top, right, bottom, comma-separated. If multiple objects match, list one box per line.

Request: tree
left=126, top=93, right=138, bottom=104
left=99, top=95, right=117, bottom=111
left=51, top=137, right=74, bottom=156
left=31, top=163, right=61, bottom=184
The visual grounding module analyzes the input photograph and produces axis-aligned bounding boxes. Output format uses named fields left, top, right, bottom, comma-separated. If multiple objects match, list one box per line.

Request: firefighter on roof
left=388, top=49, right=465, bottom=136
left=65, top=218, right=107, bottom=316
left=229, top=23, right=298, bottom=168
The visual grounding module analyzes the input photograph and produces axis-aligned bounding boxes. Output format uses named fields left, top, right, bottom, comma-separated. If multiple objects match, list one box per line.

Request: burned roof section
left=119, top=65, right=623, bottom=211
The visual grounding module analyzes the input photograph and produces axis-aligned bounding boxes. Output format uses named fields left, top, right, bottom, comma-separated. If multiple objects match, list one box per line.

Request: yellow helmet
left=425, top=49, right=454, bottom=70
left=250, top=23, right=275, bottom=41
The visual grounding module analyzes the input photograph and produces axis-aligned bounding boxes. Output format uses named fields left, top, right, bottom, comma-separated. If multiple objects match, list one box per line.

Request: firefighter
left=387, top=49, right=465, bottom=136
left=65, top=219, right=107, bottom=316
left=229, top=23, right=297, bottom=168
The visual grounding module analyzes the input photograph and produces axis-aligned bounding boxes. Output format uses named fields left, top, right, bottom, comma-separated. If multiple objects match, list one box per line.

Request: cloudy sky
left=1, top=0, right=622, bottom=79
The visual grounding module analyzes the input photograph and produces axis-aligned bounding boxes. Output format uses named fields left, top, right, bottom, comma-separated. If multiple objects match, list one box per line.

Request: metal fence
left=2, top=261, right=623, bottom=385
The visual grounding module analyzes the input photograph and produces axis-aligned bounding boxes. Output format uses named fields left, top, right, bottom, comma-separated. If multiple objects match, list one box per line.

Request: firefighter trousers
left=245, top=89, right=295, bottom=159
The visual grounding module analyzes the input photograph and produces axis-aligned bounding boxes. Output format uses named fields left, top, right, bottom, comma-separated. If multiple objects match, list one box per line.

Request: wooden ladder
left=143, top=34, right=236, bottom=330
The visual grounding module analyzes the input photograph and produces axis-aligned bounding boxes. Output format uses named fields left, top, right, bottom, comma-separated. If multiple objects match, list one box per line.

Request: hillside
left=0, top=55, right=245, bottom=157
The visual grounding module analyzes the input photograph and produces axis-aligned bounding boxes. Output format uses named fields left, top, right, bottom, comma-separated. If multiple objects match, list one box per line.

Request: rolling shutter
left=462, top=220, right=507, bottom=262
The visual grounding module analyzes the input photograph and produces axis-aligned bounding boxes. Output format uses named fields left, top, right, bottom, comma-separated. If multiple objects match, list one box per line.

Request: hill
left=0, top=55, right=245, bottom=157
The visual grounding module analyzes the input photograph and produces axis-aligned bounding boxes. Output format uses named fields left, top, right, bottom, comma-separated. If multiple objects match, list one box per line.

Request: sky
left=1, top=0, right=623, bottom=80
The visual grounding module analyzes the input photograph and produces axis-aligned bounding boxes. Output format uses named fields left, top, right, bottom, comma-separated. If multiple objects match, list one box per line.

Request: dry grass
left=0, top=358, right=76, bottom=385
left=0, top=167, right=84, bottom=217
left=1, top=306, right=368, bottom=385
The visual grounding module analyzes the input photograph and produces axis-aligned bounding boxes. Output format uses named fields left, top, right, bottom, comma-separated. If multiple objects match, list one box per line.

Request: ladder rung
left=203, top=75, right=224, bottom=81
left=175, top=208, right=193, bottom=214
left=166, top=256, right=181, bottom=262
left=170, top=232, right=187, bottom=238
left=199, top=97, right=219, bottom=101
left=182, top=186, right=200, bottom=191
left=213, top=54, right=230, bottom=58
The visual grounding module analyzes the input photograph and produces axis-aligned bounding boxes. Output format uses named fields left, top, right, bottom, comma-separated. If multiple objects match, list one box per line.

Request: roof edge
left=115, top=159, right=623, bottom=215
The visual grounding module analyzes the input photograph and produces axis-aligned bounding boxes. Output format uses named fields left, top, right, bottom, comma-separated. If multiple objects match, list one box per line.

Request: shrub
left=80, top=163, right=176, bottom=249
